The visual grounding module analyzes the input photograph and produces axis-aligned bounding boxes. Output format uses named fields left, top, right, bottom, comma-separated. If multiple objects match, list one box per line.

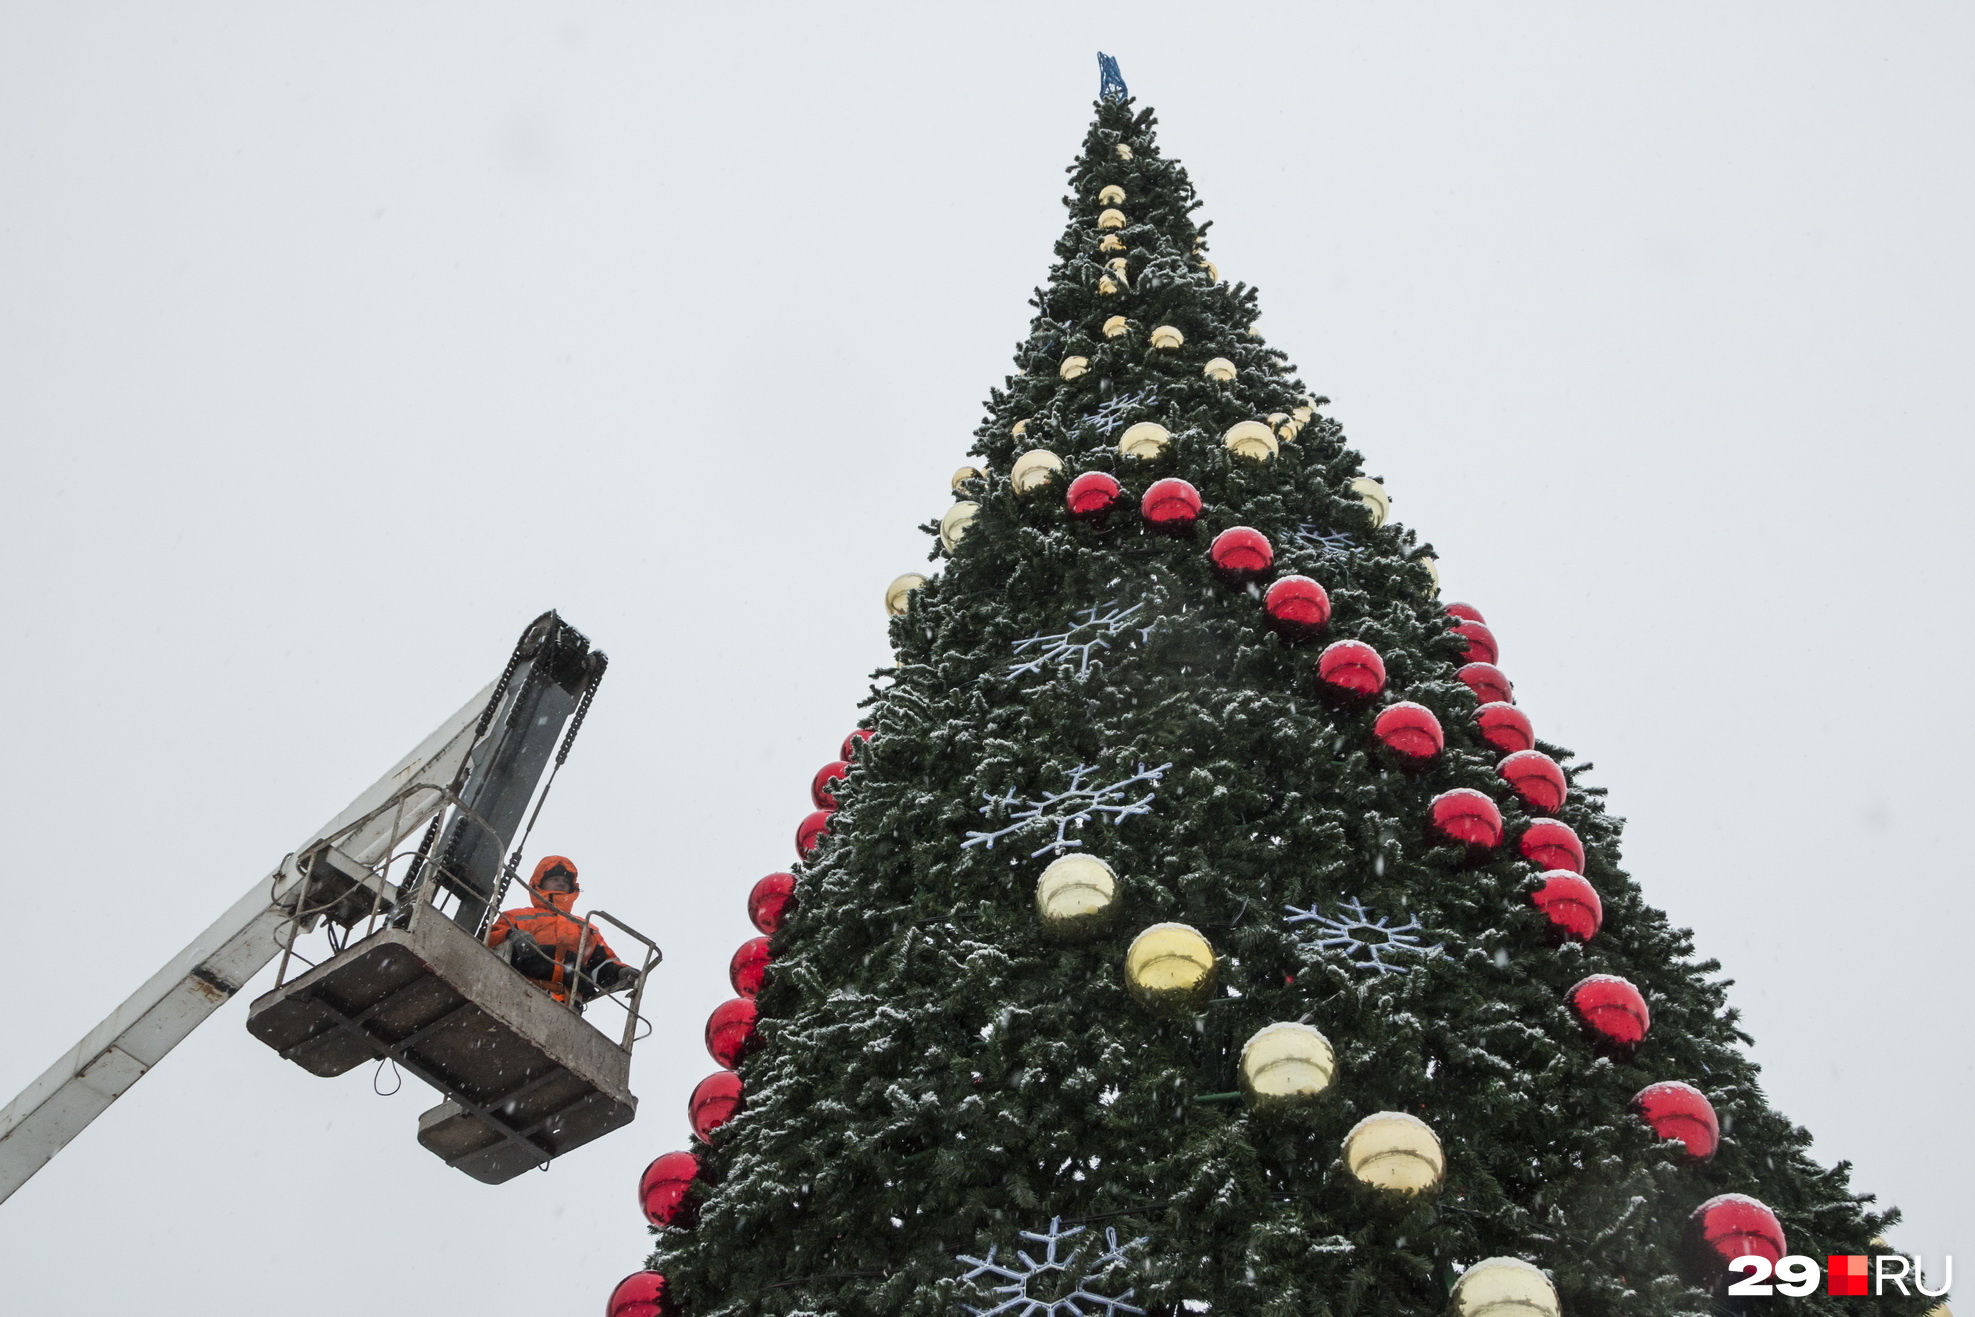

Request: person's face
left=539, top=868, right=574, bottom=894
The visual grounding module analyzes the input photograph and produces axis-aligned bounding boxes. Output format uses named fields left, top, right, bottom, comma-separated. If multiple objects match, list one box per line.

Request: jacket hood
left=530, top=855, right=579, bottom=913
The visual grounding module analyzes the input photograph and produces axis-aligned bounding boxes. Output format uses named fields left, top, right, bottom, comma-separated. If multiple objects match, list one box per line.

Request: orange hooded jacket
left=487, top=855, right=624, bottom=1000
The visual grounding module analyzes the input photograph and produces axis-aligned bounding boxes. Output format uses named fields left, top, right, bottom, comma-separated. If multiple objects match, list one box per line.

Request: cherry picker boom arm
left=0, top=680, right=495, bottom=1205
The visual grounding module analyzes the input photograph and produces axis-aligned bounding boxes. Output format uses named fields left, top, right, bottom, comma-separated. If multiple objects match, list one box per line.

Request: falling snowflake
left=1285, top=896, right=1444, bottom=975
left=1292, top=524, right=1360, bottom=556
left=956, top=1217, right=1149, bottom=1317
left=1009, top=601, right=1146, bottom=677
left=964, top=762, right=1172, bottom=858
left=1086, top=386, right=1158, bottom=434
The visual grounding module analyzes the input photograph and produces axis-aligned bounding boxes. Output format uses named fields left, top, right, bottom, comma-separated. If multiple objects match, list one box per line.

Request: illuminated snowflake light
left=1285, top=896, right=1443, bottom=975
left=956, top=1217, right=1148, bottom=1316
left=963, top=762, right=1171, bottom=858
left=1009, top=601, right=1146, bottom=678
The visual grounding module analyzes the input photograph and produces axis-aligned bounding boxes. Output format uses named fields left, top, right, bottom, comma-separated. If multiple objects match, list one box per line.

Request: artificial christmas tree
left=633, top=63, right=1923, bottom=1317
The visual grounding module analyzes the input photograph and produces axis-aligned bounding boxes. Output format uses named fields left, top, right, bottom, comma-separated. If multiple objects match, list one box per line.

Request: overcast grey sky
left=2, top=5, right=1969, bottom=1313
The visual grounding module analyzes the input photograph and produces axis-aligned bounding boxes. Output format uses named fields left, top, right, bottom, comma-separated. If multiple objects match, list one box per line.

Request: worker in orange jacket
left=487, top=856, right=638, bottom=1002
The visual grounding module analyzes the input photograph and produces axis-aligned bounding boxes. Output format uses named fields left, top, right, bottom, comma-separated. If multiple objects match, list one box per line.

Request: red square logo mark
left=1828, top=1254, right=1869, bottom=1296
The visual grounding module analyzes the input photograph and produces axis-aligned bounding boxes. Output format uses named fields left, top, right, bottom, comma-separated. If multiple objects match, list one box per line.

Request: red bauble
left=810, top=760, right=850, bottom=810
left=706, top=997, right=760, bottom=1070
left=1455, top=620, right=1499, bottom=665
left=1263, top=575, right=1330, bottom=635
left=748, top=872, right=795, bottom=934
left=1141, top=478, right=1202, bottom=532
left=608, top=1271, right=673, bottom=1317
left=841, top=727, right=874, bottom=759
left=1429, top=788, right=1503, bottom=848
left=1519, top=819, right=1585, bottom=873
left=1209, top=526, right=1273, bottom=581
left=1635, top=1081, right=1720, bottom=1160
left=1456, top=662, right=1513, bottom=705
left=1444, top=602, right=1486, bottom=624
left=729, top=935, right=771, bottom=998
left=1475, top=702, right=1534, bottom=753
left=1570, top=973, right=1650, bottom=1047
left=1499, top=750, right=1567, bottom=813
left=688, top=1070, right=744, bottom=1141
left=1686, top=1194, right=1786, bottom=1280
left=639, top=1151, right=701, bottom=1228
left=1531, top=871, right=1602, bottom=941
left=1316, top=640, right=1385, bottom=697
left=796, top=809, right=831, bottom=858
left=1373, top=702, right=1444, bottom=761
left=1065, top=471, right=1122, bottom=519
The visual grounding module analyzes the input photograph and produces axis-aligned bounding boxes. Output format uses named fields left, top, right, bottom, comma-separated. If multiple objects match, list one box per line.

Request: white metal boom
left=0, top=681, right=496, bottom=1205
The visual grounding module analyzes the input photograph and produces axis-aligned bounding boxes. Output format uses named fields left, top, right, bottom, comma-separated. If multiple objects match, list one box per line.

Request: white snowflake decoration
left=1285, top=896, right=1444, bottom=975
left=1292, top=524, right=1360, bottom=556
left=1009, top=601, right=1146, bottom=677
left=956, top=1217, right=1149, bottom=1316
left=963, top=762, right=1171, bottom=858
left=1086, top=386, right=1158, bottom=434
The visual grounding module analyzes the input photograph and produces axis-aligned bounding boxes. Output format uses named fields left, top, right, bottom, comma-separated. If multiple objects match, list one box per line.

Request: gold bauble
left=1223, top=420, right=1278, bottom=461
left=1201, top=260, right=1220, bottom=282
left=1097, top=184, right=1126, bottom=206
left=1202, top=357, right=1237, bottom=383
left=1419, top=554, right=1440, bottom=596
left=1097, top=276, right=1119, bottom=296
left=1343, top=1111, right=1445, bottom=1194
left=1098, top=233, right=1126, bottom=254
left=1108, top=257, right=1130, bottom=277
left=1349, top=475, right=1390, bottom=527
left=1118, top=421, right=1171, bottom=461
left=1292, top=403, right=1315, bottom=425
left=1010, top=448, right=1064, bottom=495
left=1149, top=324, right=1185, bottom=351
left=1102, top=315, right=1130, bottom=339
left=950, top=465, right=984, bottom=491
left=1059, top=356, right=1090, bottom=381
left=1034, top=854, right=1119, bottom=937
left=1450, top=1259, right=1561, bottom=1317
left=1115, top=143, right=1133, bottom=161
left=1922, top=1305, right=1952, bottom=1317
left=885, top=573, right=928, bottom=617
left=1011, top=418, right=1028, bottom=437
left=1124, top=923, right=1216, bottom=1010
left=1097, top=208, right=1127, bottom=231
left=939, top=501, right=979, bottom=552
left=1237, top=1022, right=1336, bottom=1106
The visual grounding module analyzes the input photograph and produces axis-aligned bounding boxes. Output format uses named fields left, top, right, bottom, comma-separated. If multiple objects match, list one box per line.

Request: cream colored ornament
left=1292, top=403, right=1314, bottom=425
left=1349, top=476, right=1390, bottom=527
left=1115, top=143, right=1133, bottom=160
left=1059, top=356, right=1090, bottom=381
left=1203, top=357, right=1237, bottom=383
left=939, top=501, right=979, bottom=552
left=1124, top=923, right=1216, bottom=1010
left=1034, top=854, right=1119, bottom=938
left=1102, top=315, right=1130, bottom=339
left=1097, top=276, right=1119, bottom=296
left=1097, top=184, right=1126, bottom=206
left=950, top=465, right=984, bottom=492
left=1108, top=257, right=1129, bottom=278
left=1343, top=1111, right=1445, bottom=1194
left=1223, top=420, right=1278, bottom=461
left=1201, top=260, right=1220, bottom=282
left=1418, top=554, right=1441, bottom=596
left=1097, top=208, right=1127, bottom=231
left=1010, top=448, right=1064, bottom=495
left=885, top=573, right=928, bottom=617
left=1450, top=1259, right=1561, bottom=1317
left=1098, top=233, right=1126, bottom=254
left=1118, top=421, right=1171, bottom=460
left=1149, top=324, right=1184, bottom=351
left=1237, top=1023, right=1336, bottom=1107
left=1011, top=419, right=1029, bottom=437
